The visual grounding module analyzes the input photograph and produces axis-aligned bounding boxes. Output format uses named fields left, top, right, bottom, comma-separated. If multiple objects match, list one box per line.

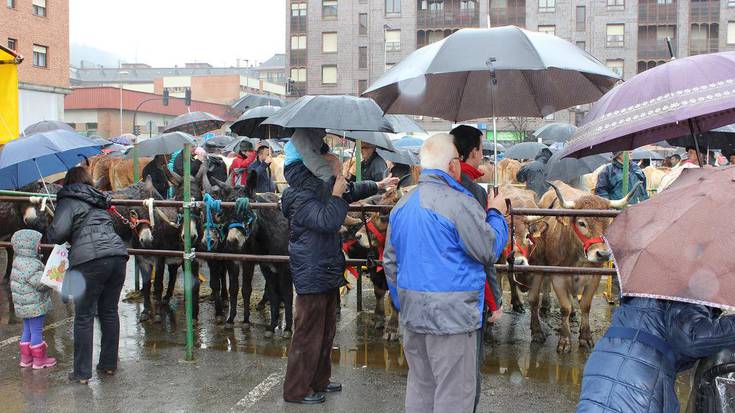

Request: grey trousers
left=403, top=329, right=480, bottom=413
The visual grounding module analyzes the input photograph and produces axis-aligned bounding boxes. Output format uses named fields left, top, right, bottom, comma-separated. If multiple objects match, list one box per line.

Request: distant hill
left=71, top=43, right=121, bottom=68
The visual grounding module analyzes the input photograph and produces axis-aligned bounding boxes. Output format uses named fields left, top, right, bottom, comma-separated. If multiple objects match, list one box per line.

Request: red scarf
left=460, top=162, right=484, bottom=181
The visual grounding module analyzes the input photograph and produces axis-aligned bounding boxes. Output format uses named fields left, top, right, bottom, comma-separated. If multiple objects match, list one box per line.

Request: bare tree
left=504, top=117, right=533, bottom=141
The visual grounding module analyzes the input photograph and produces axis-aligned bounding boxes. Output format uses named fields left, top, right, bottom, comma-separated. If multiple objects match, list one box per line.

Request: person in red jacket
left=230, top=140, right=257, bottom=186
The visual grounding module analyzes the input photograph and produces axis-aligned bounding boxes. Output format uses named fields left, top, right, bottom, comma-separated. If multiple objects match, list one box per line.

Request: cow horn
left=547, top=181, right=575, bottom=209
left=608, top=181, right=642, bottom=209
left=167, top=168, right=183, bottom=187
left=155, top=208, right=177, bottom=227
left=524, top=215, right=545, bottom=223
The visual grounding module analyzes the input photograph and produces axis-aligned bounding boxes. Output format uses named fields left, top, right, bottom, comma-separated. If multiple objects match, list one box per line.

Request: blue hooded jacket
left=382, top=169, right=508, bottom=335
left=578, top=297, right=735, bottom=413
left=595, top=159, right=649, bottom=204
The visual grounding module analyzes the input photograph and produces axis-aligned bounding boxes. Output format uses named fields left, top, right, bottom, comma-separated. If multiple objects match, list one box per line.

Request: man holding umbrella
left=595, top=151, right=648, bottom=205
left=349, top=142, right=388, bottom=183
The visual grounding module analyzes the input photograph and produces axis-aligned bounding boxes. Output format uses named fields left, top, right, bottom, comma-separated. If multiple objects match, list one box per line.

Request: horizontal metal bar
left=511, top=207, right=620, bottom=218
left=0, top=242, right=616, bottom=276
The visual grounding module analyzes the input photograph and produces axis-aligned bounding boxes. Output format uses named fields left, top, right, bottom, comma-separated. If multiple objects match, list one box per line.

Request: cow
left=87, top=155, right=152, bottom=192
left=527, top=180, right=638, bottom=353
left=643, top=165, right=670, bottom=194
left=489, top=185, right=543, bottom=314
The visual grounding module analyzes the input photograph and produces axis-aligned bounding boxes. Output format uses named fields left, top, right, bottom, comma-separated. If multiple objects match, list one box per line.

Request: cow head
left=20, top=182, right=60, bottom=231
left=548, top=181, right=639, bottom=263
left=355, top=213, right=389, bottom=250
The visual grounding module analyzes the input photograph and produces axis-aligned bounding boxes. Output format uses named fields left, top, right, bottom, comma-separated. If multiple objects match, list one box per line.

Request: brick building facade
left=0, top=0, right=69, bottom=130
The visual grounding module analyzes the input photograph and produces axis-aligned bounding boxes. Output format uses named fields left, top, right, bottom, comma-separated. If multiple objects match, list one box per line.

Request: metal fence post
left=182, top=144, right=195, bottom=362
left=132, top=139, right=140, bottom=292
left=356, top=266, right=363, bottom=313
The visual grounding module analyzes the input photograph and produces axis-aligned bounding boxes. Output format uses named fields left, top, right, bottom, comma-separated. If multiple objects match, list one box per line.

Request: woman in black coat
left=47, top=167, right=128, bottom=384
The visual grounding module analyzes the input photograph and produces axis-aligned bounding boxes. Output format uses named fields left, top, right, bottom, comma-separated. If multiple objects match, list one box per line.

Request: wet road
left=0, top=261, right=685, bottom=412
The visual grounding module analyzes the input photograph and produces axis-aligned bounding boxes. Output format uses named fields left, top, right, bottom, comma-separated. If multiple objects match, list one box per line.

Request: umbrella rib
left=519, top=70, right=543, bottom=116
left=453, top=71, right=472, bottom=123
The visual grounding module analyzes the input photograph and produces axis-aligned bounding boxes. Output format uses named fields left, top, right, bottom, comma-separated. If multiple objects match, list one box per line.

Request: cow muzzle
left=587, top=245, right=612, bottom=263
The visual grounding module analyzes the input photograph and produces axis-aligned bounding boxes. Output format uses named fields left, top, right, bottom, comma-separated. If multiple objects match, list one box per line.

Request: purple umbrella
left=563, top=52, right=735, bottom=159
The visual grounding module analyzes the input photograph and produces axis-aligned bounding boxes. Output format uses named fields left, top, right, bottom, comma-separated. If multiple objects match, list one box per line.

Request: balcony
left=638, top=3, right=677, bottom=24
left=638, top=39, right=677, bottom=59
left=288, top=81, right=307, bottom=97
left=290, top=49, right=307, bottom=66
left=417, top=9, right=479, bottom=30
left=690, top=1, right=720, bottom=22
left=690, top=38, right=719, bottom=55
left=290, top=16, right=307, bottom=33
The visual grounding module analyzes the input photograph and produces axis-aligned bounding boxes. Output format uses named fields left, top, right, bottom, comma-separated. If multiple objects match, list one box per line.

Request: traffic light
left=162, top=89, right=169, bottom=106
left=133, top=125, right=141, bottom=136
left=184, top=88, right=191, bottom=106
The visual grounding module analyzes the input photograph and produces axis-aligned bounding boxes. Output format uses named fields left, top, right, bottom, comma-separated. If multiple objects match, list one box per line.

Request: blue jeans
left=21, top=315, right=45, bottom=345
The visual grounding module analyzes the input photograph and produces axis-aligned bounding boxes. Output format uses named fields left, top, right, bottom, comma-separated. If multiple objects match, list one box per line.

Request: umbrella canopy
left=230, top=106, right=293, bottom=139
left=363, top=26, right=620, bottom=122
left=22, top=120, right=74, bottom=136
left=533, top=123, right=578, bottom=143
left=231, top=93, right=285, bottom=112
left=393, top=136, right=425, bottom=148
left=164, top=111, right=225, bottom=136
left=384, top=115, right=426, bottom=134
left=545, top=151, right=611, bottom=183
left=262, top=95, right=394, bottom=132
left=110, top=134, right=135, bottom=145
left=0, top=130, right=102, bottom=189
left=203, top=135, right=235, bottom=148
left=129, top=132, right=197, bottom=158
left=563, top=52, right=735, bottom=158
left=482, top=140, right=506, bottom=153
left=607, top=166, right=735, bottom=310
left=505, top=142, right=549, bottom=160
left=631, top=148, right=665, bottom=161
left=223, top=137, right=260, bottom=154
left=377, top=147, right=420, bottom=166
left=326, top=130, right=396, bottom=152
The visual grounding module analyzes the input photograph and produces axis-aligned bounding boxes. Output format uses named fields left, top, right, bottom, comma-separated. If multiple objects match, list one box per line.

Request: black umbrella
left=231, top=93, right=285, bottom=112
left=667, top=124, right=735, bottom=153
left=505, top=142, right=549, bottom=161
left=128, top=132, right=197, bottom=158
left=230, top=106, right=293, bottom=139
left=326, top=130, right=396, bottom=152
left=545, top=151, right=611, bottom=184
left=533, top=123, right=578, bottom=143
left=23, top=120, right=74, bottom=136
left=262, top=95, right=394, bottom=132
left=164, top=111, right=225, bottom=136
left=377, top=147, right=419, bottom=166
left=204, top=135, right=235, bottom=149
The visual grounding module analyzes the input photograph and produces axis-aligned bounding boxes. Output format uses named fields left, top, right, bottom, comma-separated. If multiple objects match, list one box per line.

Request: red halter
left=572, top=222, right=605, bottom=254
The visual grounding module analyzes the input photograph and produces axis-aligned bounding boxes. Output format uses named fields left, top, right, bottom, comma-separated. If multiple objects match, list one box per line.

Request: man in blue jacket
left=247, top=144, right=276, bottom=193
left=577, top=297, right=735, bottom=412
left=383, top=133, right=509, bottom=413
left=595, top=151, right=648, bottom=204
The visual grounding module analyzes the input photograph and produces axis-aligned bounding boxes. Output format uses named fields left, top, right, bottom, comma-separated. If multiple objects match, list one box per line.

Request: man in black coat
left=516, top=148, right=553, bottom=198
left=281, top=154, right=379, bottom=405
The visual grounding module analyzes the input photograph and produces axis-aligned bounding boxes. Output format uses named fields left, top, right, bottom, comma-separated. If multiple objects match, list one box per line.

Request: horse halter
left=571, top=222, right=605, bottom=255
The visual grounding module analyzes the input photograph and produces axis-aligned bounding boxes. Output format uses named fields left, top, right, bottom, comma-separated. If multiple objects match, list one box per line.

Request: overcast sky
left=69, top=0, right=285, bottom=67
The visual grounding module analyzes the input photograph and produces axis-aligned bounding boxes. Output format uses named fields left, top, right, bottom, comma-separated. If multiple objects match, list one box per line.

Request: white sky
left=70, top=0, right=285, bottom=67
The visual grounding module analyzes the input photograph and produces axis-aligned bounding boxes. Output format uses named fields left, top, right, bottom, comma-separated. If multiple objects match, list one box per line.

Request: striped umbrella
left=164, top=111, right=225, bottom=136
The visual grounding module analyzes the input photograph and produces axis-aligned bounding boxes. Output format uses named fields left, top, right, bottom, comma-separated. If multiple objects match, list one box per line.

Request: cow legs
left=262, top=265, right=279, bottom=338
left=528, top=274, right=547, bottom=343
left=551, top=277, right=573, bottom=354
left=281, top=267, right=294, bottom=338
left=508, top=273, right=525, bottom=314
left=241, top=263, right=255, bottom=325
left=225, top=262, right=240, bottom=328
left=578, top=275, right=602, bottom=350
left=383, top=299, right=400, bottom=342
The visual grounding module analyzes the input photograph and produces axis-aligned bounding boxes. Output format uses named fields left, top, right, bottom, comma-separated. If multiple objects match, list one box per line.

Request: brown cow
left=643, top=165, right=670, bottom=193
left=527, top=180, right=637, bottom=353
left=109, top=158, right=151, bottom=191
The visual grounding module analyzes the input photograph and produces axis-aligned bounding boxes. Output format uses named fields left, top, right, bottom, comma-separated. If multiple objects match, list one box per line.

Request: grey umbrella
left=230, top=106, right=293, bottom=139
left=223, top=137, right=260, bottom=154
left=261, top=95, right=395, bottom=132
left=231, top=93, right=285, bottom=112
left=631, top=148, right=665, bottom=161
left=505, top=142, right=549, bottom=161
left=23, top=120, right=74, bottom=136
left=377, top=147, right=420, bottom=166
left=128, top=132, right=197, bottom=158
left=385, top=115, right=426, bottom=134
left=482, top=140, right=506, bottom=153
left=545, top=151, right=611, bottom=183
left=533, top=123, right=578, bottom=143
left=326, top=130, right=397, bottom=152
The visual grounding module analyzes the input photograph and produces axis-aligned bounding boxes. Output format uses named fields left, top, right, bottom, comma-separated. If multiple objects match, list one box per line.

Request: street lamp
left=117, top=70, right=130, bottom=136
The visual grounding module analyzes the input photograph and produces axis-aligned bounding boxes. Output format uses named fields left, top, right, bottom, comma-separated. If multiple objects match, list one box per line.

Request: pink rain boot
left=30, top=342, right=57, bottom=369
left=19, top=342, right=33, bottom=368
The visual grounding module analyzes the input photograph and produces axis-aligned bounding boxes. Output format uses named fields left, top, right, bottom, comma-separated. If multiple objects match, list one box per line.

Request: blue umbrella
left=393, top=136, right=424, bottom=148
left=0, top=130, right=102, bottom=189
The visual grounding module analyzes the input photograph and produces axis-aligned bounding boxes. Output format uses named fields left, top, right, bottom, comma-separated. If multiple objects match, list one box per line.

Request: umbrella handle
left=33, top=159, right=55, bottom=210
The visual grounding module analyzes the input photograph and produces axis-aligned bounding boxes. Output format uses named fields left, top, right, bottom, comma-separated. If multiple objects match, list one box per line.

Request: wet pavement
left=0, top=261, right=689, bottom=412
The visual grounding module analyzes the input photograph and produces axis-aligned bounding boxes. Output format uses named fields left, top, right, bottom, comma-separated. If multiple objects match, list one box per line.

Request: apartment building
left=286, top=0, right=735, bottom=132
left=0, top=0, right=70, bottom=130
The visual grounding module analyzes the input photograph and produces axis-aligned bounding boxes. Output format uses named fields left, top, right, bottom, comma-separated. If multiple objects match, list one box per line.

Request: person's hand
left=377, top=175, right=400, bottom=190
left=332, top=177, right=348, bottom=197
left=264, top=155, right=273, bottom=165
left=488, top=309, right=503, bottom=323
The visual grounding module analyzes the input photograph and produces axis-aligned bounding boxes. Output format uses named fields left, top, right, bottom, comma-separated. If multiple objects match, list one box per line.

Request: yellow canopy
left=0, top=45, right=21, bottom=144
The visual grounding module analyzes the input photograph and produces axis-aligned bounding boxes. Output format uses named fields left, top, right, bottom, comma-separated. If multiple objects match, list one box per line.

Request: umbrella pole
left=132, top=140, right=141, bottom=292
left=32, top=159, right=54, bottom=209
left=354, top=139, right=363, bottom=312
left=487, top=57, right=499, bottom=195
left=182, top=143, right=195, bottom=362
left=687, top=119, right=704, bottom=167
left=493, top=117, right=498, bottom=193
left=622, top=152, right=630, bottom=196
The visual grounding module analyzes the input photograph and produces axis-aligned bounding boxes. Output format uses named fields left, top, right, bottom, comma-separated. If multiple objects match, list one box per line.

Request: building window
left=7, top=0, right=14, bottom=9
left=7, top=38, right=16, bottom=51
left=538, top=25, right=556, bottom=36
left=385, top=29, right=401, bottom=52
left=607, top=24, right=625, bottom=47
left=730, top=0, right=735, bottom=7
left=576, top=41, right=586, bottom=50
left=385, top=62, right=395, bottom=71
left=290, top=67, right=306, bottom=82
left=657, top=0, right=672, bottom=3
left=359, top=46, right=368, bottom=69
left=32, top=44, right=47, bottom=68
left=291, top=2, right=307, bottom=16
left=322, top=0, right=337, bottom=19
left=428, top=30, right=444, bottom=44
left=322, top=65, right=337, bottom=84
left=607, top=0, right=624, bottom=9
left=606, top=59, right=624, bottom=77
left=85, top=122, right=98, bottom=131
left=576, top=6, right=585, bottom=31
left=728, top=22, right=735, bottom=44
left=322, top=32, right=337, bottom=53
left=386, top=0, right=400, bottom=14
left=460, top=0, right=477, bottom=9
left=290, top=35, right=306, bottom=50
left=538, top=0, right=555, bottom=13
left=32, top=0, right=45, bottom=16
left=358, top=79, right=368, bottom=95
left=359, top=13, right=368, bottom=35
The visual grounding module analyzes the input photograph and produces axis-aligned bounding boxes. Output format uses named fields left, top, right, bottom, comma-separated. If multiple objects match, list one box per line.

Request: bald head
left=420, top=133, right=461, bottom=181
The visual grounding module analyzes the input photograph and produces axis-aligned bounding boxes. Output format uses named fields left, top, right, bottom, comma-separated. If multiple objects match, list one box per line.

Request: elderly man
left=384, top=133, right=509, bottom=413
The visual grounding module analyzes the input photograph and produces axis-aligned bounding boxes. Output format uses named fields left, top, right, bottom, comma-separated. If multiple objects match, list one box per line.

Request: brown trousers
left=283, top=288, right=338, bottom=400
